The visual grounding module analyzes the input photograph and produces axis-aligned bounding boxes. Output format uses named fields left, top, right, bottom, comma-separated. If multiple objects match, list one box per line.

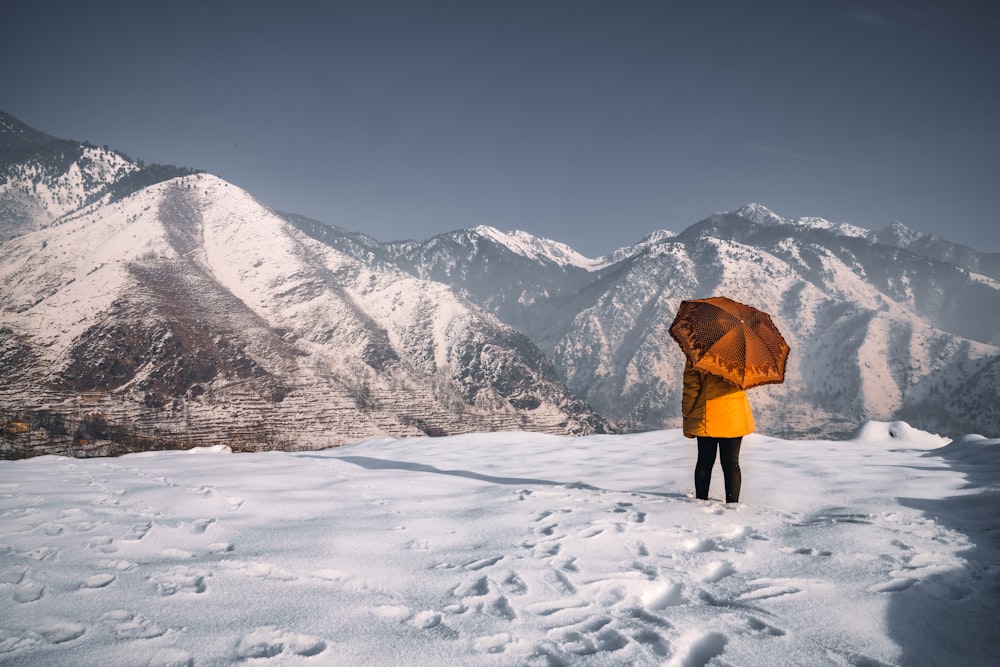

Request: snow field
left=1, top=425, right=998, bottom=666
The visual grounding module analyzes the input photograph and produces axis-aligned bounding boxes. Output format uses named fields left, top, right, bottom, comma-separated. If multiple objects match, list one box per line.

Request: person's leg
left=694, top=437, right=719, bottom=500
left=718, top=437, right=743, bottom=503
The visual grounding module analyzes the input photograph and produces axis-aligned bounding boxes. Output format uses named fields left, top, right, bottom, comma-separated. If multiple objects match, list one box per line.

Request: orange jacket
left=682, top=360, right=755, bottom=438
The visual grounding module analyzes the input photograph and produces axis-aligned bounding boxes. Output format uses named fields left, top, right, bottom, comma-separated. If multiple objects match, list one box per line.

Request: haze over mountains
left=2, top=112, right=998, bottom=455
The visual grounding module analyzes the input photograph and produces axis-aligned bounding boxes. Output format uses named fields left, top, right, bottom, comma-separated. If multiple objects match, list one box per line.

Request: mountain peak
left=730, top=203, right=786, bottom=225
left=877, top=220, right=923, bottom=247
left=471, top=225, right=602, bottom=270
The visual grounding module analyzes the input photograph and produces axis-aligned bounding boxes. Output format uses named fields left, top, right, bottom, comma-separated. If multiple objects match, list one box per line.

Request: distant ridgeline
left=104, top=163, right=203, bottom=203
left=2, top=112, right=999, bottom=458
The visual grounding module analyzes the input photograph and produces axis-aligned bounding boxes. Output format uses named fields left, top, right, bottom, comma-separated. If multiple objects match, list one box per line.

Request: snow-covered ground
left=2, top=424, right=998, bottom=666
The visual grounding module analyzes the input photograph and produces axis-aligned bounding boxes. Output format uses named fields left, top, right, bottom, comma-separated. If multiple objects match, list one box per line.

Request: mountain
left=313, top=205, right=999, bottom=439
left=2, top=113, right=998, bottom=456
left=0, top=111, right=201, bottom=243
left=0, top=118, right=606, bottom=455
left=735, top=201, right=1000, bottom=282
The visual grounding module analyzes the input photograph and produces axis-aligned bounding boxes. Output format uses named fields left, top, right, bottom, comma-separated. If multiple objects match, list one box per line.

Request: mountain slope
left=344, top=206, right=999, bottom=438
left=0, top=111, right=201, bottom=243
left=552, top=211, right=1000, bottom=437
left=0, top=173, right=605, bottom=455
left=3, top=113, right=997, bottom=451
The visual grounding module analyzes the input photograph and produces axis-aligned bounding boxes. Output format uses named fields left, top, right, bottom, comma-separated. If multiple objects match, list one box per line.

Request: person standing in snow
left=681, top=359, right=755, bottom=503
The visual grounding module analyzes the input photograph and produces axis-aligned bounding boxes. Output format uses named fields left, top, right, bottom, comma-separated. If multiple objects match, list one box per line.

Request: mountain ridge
left=2, top=113, right=998, bottom=455
left=1, top=158, right=607, bottom=456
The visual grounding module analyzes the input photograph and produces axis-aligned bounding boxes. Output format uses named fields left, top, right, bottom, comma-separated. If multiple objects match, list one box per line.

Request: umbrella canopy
left=669, top=296, right=790, bottom=389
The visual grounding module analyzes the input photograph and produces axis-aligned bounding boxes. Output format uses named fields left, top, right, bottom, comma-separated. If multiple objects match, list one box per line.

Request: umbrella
left=668, top=296, right=790, bottom=389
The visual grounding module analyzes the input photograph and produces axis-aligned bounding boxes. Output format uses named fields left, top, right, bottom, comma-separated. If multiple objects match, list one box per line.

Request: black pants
left=695, top=436, right=742, bottom=503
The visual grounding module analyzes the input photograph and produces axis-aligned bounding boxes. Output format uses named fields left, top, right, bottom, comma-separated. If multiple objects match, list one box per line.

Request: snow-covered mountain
left=3, top=113, right=998, bottom=456
left=545, top=209, right=1000, bottom=437
left=0, top=111, right=202, bottom=245
left=737, top=202, right=1000, bottom=282
left=0, top=112, right=135, bottom=241
left=0, top=122, right=606, bottom=455
left=307, top=205, right=1000, bottom=439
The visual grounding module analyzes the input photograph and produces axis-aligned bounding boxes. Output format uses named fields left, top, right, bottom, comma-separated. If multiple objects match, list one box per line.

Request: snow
left=730, top=204, right=871, bottom=240
left=0, top=185, right=171, bottom=361
left=472, top=225, right=606, bottom=271
left=2, top=425, right=998, bottom=666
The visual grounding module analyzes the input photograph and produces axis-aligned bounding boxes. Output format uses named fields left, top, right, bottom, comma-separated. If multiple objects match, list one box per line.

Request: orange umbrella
left=669, top=296, right=790, bottom=389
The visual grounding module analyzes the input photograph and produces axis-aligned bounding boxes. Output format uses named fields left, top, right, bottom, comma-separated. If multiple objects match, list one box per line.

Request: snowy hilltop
left=2, top=424, right=998, bottom=665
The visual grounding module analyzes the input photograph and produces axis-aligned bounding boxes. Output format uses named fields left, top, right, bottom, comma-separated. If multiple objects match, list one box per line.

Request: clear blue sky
left=2, top=0, right=998, bottom=256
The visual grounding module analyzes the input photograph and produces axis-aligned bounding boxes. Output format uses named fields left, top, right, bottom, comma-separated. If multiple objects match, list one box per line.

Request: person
left=681, top=359, right=755, bottom=503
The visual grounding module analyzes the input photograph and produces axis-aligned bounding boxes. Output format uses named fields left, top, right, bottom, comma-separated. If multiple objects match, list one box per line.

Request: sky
left=2, top=0, right=999, bottom=257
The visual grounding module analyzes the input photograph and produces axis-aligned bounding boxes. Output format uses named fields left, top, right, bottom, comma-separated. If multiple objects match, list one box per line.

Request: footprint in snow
left=233, top=627, right=328, bottom=660
left=785, top=546, right=832, bottom=557
left=464, top=555, right=503, bottom=570
left=533, top=541, right=562, bottom=557
left=487, top=595, right=517, bottom=620
left=546, top=622, right=629, bottom=657
left=22, top=546, right=59, bottom=561
left=13, top=580, right=45, bottom=602
left=189, top=518, right=215, bottom=534
left=631, top=627, right=673, bottom=657
left=630, top=560, right=659, bottom=580
left=868, top=578, right=918, bottom=593
left=500, top=570, right=528, bottom=595
left=123, top=520, right=152, bottom=541
left=542, top=568, right=576, bottom=595
left=551, top=555, right=579, bottom=572
left=525, top=599, right=588, bottom=617
left=741, top=614, right=788, bottom=637
left=474, top=632, right=513, bottom=654
left=534, top=522, right=559, bottom=537
left=409, top=610, right=441, bottom=629
left=161, top=548, right=196, bottom=560
left=628, top=539, right=650, bottom=557
left=35, top=619, right=87, bottom=645
left=99, top=609, right=166, bottom=639
left=227, top=497, right=245, bottom=511
left=453, top=575, right=489, bottom=598
left=145, top=648, right=195, bottom=667
left=39, top=522, right=64, bottom=536
left=83, top=573, right=116, bottom=589
left=0, top=567, right=28, bottom=585
left=577, top=525, right=604, bottom=539
left=221, top=560, right=296, bottom=581
left=738, top=579, right=803, bottom=601
left=373, top=606, right=452, bottom=634
left=149, top=569, right=208, bottom=596
left=86, top=536, right=116, bottom=553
